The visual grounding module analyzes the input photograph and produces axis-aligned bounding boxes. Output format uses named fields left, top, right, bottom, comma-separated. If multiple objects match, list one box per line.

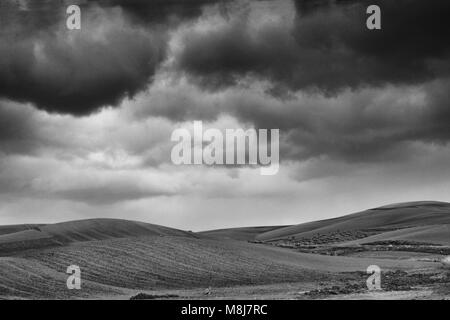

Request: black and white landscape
left=0, top=201, right=449, bottom=299
left=0, top=0, right=449, bottom=300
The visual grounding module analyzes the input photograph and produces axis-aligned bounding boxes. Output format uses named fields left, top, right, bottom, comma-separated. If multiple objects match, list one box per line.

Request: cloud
left=88, top=0, right=230, bottom=24
left=0, top=0, right=224, bottom=32
left=0, top=5, right=165, bottom=115
left=0, top=153, right=183, bottom=204
left=0, top=0, right=234, bottom=115
left=173, top=0, right=450, bottom=94
left=128, top=71, right=450, bottom=163
left=1, top=0, right=450, bottom=229
left=3, top=0, right=448, bottom=116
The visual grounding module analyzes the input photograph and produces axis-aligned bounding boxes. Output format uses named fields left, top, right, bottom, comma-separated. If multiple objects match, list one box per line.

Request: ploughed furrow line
left=0, top=257, right=124, bottom=299
left=96, top=239, right=306, bottom=284
left=29, top=247, right=235, bottom=289
left=29, top=253, right=152, bottom=288
left=129, top=237, right=277, bottom=272
left=38, top=243, right=204, bottom=286
left=21, top=236, right=331, bottom=290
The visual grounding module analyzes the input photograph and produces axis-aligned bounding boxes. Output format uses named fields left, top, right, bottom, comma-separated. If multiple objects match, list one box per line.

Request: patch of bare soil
left=260, top=227, right=410, bottom=246
left=260, top=236, right=450, bottom=257
left=303, top=270, right=450, bottom=299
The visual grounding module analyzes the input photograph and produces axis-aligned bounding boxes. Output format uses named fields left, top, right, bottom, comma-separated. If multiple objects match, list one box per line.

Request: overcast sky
left=0, top=0, right=449, bottom=230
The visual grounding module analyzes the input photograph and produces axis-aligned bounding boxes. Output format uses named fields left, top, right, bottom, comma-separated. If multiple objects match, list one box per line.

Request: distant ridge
left=1, top=201, right=449, bottom=252
left=256, top=201, right=450, bottom=242
left=196, top=201, right=450, bottom=243
left=199, top=226, right=287, bottom=241
left=0, top=218, right=197, bottom=254
left=370, top=201, right=450, bottom=210
left=0, top=224, right=44, bottom=236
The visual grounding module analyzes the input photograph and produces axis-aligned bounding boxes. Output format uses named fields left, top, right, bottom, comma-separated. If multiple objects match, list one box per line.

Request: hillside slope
left=0, top=206, right=445, bottom=299
left=341, top=224, right=450, bottom=246
left=0, top=219, right=197, bottom=254
left=39, top=219, right=196, bottom=243
left=0, top=224, right=43, bottom=236
left=0, top=235, right=433, bottom=299
left=200, top=226, right=287, bottom=241
left=256, top=201, right=450, bottom=242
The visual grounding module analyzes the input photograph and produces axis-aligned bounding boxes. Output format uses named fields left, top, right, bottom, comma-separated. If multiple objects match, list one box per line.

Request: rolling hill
left=0, top=219, right=198, bottom=255
left=0, top=201, right=447, bottom=299
left=0, top=234, right=432, bottom=299
left=256, top=201, right=450, bottom=243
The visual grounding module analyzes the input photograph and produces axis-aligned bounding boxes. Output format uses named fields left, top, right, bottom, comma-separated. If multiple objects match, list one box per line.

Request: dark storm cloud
left=1, top=0, right=450, bottom=165
left=280, top=80, right=450, bottom=162
left=231, top=79, right=450, bottom=162
left=0, top=3, right=167, bottom=115
left=175, top=0, right=450, bottom=94
left=0, top=0, right=227, bottom=31
left=136, top=76, right=450, bottom=163
left=0, top=0, right=229, bottom=115
left=155, top=0, right=450, bottom=163
left=89, top=0, right=230, bottom=24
